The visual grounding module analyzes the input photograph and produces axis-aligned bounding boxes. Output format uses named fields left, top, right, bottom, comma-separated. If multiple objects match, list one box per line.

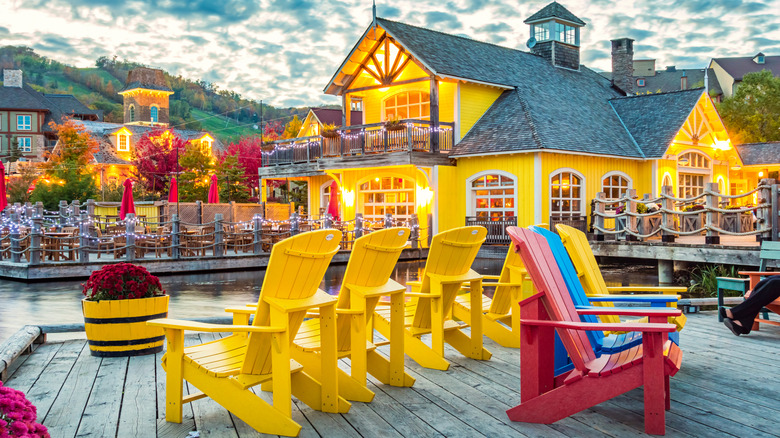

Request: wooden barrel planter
left=82, top=295, right=169, bottom=357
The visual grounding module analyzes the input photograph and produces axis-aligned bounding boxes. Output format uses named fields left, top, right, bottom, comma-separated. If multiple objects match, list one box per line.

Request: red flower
left=82, top=263, right=166, bottom=301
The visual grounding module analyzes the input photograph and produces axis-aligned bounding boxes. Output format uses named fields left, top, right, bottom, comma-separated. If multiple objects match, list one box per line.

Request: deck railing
left=590, top=180, right=778, bottom=243
left=465, top=216, right=517, bottom=244
left=262, top=119, right=454, bottom=167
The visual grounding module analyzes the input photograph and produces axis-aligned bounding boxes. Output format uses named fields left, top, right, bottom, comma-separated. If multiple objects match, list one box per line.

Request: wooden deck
left=3, top=312, right=779, bottom=438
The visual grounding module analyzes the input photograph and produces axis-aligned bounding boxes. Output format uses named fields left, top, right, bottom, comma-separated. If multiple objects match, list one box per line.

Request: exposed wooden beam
left=346, top=77, right=430, bottom=94
left=389, top=57, right=412, bottom=83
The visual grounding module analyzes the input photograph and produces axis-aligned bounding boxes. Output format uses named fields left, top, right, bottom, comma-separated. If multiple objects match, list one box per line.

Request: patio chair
left=505, top=226, right=683, bottom=435
left=556, top=224, right=687, bottom=333
left=373, top=226, right=492, bottom=370
left=148, top=229, right=350, bottom=437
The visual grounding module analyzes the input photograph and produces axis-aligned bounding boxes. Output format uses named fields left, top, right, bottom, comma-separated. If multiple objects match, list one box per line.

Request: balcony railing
left=262, top=119, right=454, bottom=167
left=465, top=215, right=517, bottom=245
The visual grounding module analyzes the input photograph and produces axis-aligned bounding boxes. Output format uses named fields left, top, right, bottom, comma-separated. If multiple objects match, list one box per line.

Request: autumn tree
left=718, top=70, right=780, bottom=144
left=262, top=120, right=284, bottom=143
left=132, top=128, right=187, bottom=195
left=282, top=115, right=303, bottom=139
left=177, top=142, right=215, bottom=201
left=31, top=118, right=98, bottom=209
left=217, top=154, right=250, bottom=202
left=223, top=136, right=263, bottom=191
left=7, top=162, right=39, bottom=204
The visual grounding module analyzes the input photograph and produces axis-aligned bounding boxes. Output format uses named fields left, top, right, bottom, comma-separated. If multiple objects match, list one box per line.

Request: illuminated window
left=678, top=151, right=710, bottom=169
left=383, top=91, right=429, bottom=121
left=17, top=115, right=31, bottom=131
left=550, top=170, right=584, bottom=217
left=117, top=134, right=129, bottom=152
left=150, top=105, right=159, bottom=123
left=359, top=176, right=415, bottom=221
left=602, top=173, right=631, bottom=199
left=533, top=23, right=550, bottom=41
left=17, top=136, right=32, bottom=152
left=470, top=173, right=516, bottom=219
left=679, top=174, right=706, bottom=198
left=351, top=99, right=363, bottom=112
left=312, top=124, right=320, bottom=135
left=129, top=105, right=135, bottom=122
left=637, top=78, right=646, bottom=87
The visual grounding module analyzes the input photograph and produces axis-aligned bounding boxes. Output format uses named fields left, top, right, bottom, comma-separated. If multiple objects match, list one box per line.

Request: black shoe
left=723, top=318, right=742, bottom=336
left=719, top=307, right=727, bottom=320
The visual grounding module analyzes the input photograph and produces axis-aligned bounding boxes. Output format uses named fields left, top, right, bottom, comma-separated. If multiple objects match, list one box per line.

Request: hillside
left=0, top=46, right=326, bottom=143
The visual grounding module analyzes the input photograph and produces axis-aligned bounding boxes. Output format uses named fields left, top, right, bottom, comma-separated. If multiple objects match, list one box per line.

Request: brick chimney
left=611, top=38, right=634, bottom=95
left=3, top=69, right=23, bottom=88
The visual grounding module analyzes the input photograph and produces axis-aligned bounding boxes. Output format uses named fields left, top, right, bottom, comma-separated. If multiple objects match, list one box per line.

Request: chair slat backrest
left=487, top=246, right=525, bottom=315
left=530, top=226, right=604, bottom=351
left=242, top=229, right=342, bottom=375
left=556, top=224, right=611, bottom=296
left=413, top=226, right=487, bottom=329
left=506, top=227, right=598, bottom=372
left=759, top=241, right=780, bottom=271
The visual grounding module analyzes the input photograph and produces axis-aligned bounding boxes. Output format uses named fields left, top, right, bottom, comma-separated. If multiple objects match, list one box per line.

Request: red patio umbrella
left=207, top=174, right=219, bottom=204
left=0, top=162, right=7, bottom=212
left=326, top=180, right=340, bottom=221
left=168, top=177, right=179, bottom=203
left=119, top=178, right=135, bottom=220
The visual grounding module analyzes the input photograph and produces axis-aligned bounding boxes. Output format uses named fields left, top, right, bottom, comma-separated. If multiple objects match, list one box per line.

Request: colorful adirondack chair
left=290, top=228, right=416, bottom=403
left=451, top=243, right=530, bottom=347
left=556, top=224, right=687, bottom=333
left=149, top=229, right=350, bottom=437
left=373, top=226, right=492, bottom=370
left=531, top=225, right=680, bottom=353
left=506, top=227, right=683, bottom=435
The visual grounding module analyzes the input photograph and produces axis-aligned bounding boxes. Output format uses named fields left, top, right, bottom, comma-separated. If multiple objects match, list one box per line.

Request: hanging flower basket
left=81, top=263, right=169, bottom=357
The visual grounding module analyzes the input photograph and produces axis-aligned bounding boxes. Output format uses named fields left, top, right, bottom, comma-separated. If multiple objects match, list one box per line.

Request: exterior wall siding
left=359, top=79, right=455, bottom=125
left=458, top=83, right=503, bottom=139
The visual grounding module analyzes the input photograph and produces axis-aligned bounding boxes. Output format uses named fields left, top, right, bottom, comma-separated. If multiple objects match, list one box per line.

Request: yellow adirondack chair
left=452, top=244, right=532, bottom=347
left=373, top=226, right=492, bottom=371
left=149, top=229, right=350, bottom=437
left=291, top=228, right=416, bottom=402
left=556, top=224, right=687, bottom=332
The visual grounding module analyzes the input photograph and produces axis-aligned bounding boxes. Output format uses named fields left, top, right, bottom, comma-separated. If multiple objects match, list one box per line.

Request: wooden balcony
left=259, top=120, right=455, bottom=177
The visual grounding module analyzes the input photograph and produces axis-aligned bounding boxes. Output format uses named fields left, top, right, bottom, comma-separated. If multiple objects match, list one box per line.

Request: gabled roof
left=627, top=68, right=723, bottom=96
left=609, top=88, right=704, bottom=158
left=711, top=55, right=780, bottom=81
left=735, top=141, right=780, bottom=166
left=74, top=120, right=225, bottom=154
left=524, top=1, right=586, bottom=26
left=311, top=108, right=362, bottom=126
left=43, top=94, right=102, bottom=118
left=0, top=83, right=49, bottom=110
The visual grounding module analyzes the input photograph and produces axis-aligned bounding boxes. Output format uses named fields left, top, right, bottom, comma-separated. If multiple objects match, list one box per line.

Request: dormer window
left=150, top=105, right=159, bottom=123
left=754, top=53, right=765, bottom=64
left=117, top=133, right=130, bottom=152
left=533, top=22, right=550, bottom=41
left=637, top=78, right=646, bottom=87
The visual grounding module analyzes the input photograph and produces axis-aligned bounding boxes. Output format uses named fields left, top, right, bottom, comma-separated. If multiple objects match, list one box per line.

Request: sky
left=1, top=0, right=779, bottom=107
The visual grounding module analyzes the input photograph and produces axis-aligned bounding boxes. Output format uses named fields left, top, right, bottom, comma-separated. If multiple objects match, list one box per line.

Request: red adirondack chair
left=505, top=226, right=683, bottom=435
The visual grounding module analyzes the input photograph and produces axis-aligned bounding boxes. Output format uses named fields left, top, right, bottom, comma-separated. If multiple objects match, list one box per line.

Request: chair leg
left=642, top=333, right=666, bottom=435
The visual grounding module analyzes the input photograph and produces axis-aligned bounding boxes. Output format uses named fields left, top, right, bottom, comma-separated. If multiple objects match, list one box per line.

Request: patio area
left=3, top=312, right=778, bottom=437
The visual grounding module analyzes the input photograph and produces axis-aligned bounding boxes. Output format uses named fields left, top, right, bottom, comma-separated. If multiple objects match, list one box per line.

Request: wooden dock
left=3, top=312, right=779, bottom=438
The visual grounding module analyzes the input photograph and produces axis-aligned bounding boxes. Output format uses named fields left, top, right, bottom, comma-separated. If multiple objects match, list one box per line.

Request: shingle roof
left=74, top=120, right=225, bottom=156
left=43, top=94, right=102, bottom=118
left=735, top=141, right=780, bottom=166
left=609, top=88, right=704, bottom=158
left=524, top=1, right=586, bottom=25
left=0, top=84, right=49, bottom=110
left=312, top=108, right=362, bottom=126
left=630, top=68, right=723, bottom=96
left=711, top=55, right=780, bottom=81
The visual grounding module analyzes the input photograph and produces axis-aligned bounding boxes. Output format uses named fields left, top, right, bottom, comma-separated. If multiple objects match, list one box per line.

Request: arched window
left=678, top=151, right=712, bottom=198
left=550, top=169, right=584, bottom=217
left=129, top=105, right=135, bottom=122
left=678, top=151, right=710, bottom=169
left=601, top=172, right=631, bottom=199
left=150, top=105, right=159, bottom=123
left=358, top=176, right=415, bottom=221
left=468, top=172, right=516, bottom=219
left=383, top=91, right=430, bottom=121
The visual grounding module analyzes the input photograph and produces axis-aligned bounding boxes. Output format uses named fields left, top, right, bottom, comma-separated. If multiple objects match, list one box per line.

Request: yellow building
left=258, top=2, right=742, bottom=240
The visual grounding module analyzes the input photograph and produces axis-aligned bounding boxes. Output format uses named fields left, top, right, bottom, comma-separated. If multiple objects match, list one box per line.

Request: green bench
left=716, top=241, right=779, bottom=322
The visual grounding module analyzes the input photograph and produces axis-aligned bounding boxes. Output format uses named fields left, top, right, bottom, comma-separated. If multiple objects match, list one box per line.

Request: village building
left=0, top=69, right=102, bottom=164
left=258, top=1, right=745, bottom=239
left=297, top=107, right=363, bottom=138
left=709, top=52, right=780, bottom=98
left=610, top=59, right=723, bottom=101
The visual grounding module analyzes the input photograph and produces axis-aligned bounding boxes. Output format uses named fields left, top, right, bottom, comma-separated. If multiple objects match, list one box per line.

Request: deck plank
left=21, top=340, right=86, bottom=423
left=117, top=353, right=158, bottom=438
left=75, top=356, right=129, bottom=437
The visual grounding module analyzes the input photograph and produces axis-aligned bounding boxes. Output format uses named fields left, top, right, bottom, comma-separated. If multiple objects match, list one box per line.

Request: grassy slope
left=190, top=108, right=260, bottom=143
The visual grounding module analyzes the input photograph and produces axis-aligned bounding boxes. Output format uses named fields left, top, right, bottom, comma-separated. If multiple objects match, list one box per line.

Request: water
left=0, top=259, right=658, bottom=343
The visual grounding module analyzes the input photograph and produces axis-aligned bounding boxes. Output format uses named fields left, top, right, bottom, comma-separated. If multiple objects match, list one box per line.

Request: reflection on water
left=0, top=258, right=657, bottom=343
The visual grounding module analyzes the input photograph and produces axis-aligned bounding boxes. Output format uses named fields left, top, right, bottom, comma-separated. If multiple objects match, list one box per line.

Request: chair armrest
left=406, top=280, right=422, bottom=287
left=606, top=286, right=686, bottom=294
left=147, top=318, right=285, bottom=333
left=586, top=295, right=678, bottom=303
left=264, top=290, right=337, bottom=312
left=406, top=291, right=441, bottom=298
left=336, top=309, right=364, bottom=315
left=575, top=307, right=682, bottom=317
left=481, top=275, right=501, bottom=280
left=520, top=319, right=677, bottom=333
left=225, top=307, right=255, bottom=315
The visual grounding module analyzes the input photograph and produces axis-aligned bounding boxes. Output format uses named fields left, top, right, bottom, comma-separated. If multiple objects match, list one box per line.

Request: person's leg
left=729, top=276, right=780, bottom=333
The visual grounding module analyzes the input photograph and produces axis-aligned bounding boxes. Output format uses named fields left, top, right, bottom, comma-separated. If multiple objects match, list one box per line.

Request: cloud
left=423, top=12, right=462, bottom=30
left=0, top=26, right=8, bottom=35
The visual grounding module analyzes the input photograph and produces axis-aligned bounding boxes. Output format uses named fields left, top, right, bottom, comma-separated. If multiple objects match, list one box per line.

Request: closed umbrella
left=168, top=177, right=179, bottom=203
left=326, top=180, right=340, bottom=221
left=207, top=174, right=219, bottom=204
left=0, top=162, right=7, bottom=212
left=119, top=178, right=135, bottom=220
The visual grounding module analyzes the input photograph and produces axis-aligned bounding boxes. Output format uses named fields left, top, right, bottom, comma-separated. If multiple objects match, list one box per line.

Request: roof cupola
left=118, top=67, right=174, bottom=126
left=524, top=1, right=585, bottom=70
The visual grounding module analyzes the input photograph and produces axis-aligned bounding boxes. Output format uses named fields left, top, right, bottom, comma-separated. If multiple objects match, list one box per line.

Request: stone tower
left=611, top=38, right=635, bottom=95
left=118, top=67, right=173, bottom=126
left=524, top=1, right=586, bottom=70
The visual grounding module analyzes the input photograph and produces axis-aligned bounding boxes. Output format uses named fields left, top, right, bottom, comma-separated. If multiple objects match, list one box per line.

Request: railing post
left=79, top=212, right=90, bottom=263
left=594, top=192, right=605, bottom=241
left=705, top=182, right=720, bottom=244
left=290, top=212, right=299, bottom=236
left=86, top=199, right=95, bottom=217
left=427, top=213, right=433, bottom=248
left=253, top=214, right=262, bottom=254
left=35, top=202, right=43, bottom=219
left=771, top=183, right=779, bottom=241
left=324, top=214, right=333, bottom=229
left=71, top=200, right=80, bottom=219
left=214, top=213, right=224, bottom=257
left=384, top=213, right=393, bottom=229
left=661, top=185, right=676, bottom=243
left=383, top=128, right=388, bottom=153
left=24, top=202, right=33, bottom=219
left=58, top=200, right=68, bottom=229
left=355, top=213, right=363, bottom=239
left=626, top=189, right=637, bottom=241
left=360, top=128, right=366, bottom=154
left=30, top=216, right=42, bottom=265
left=410, top=213, right=419, bottom=249
left=340, top=129, right=345, bottom=157
left=757, top=179, right=773, bottom=242
left=171, top=214, right=180, bottom=259
left=10, top=210, right=21, bottom=263
left=125, top=213, right=136, bottom=262
left=407, top=124, right=414, bottom=152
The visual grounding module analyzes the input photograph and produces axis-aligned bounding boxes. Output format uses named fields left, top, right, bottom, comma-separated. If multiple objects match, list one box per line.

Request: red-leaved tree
left=263, top=120, right=283, bottom=143
left=132, top=128, right=188, bottom=193
left=223, top=136, right=263, bottom=190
